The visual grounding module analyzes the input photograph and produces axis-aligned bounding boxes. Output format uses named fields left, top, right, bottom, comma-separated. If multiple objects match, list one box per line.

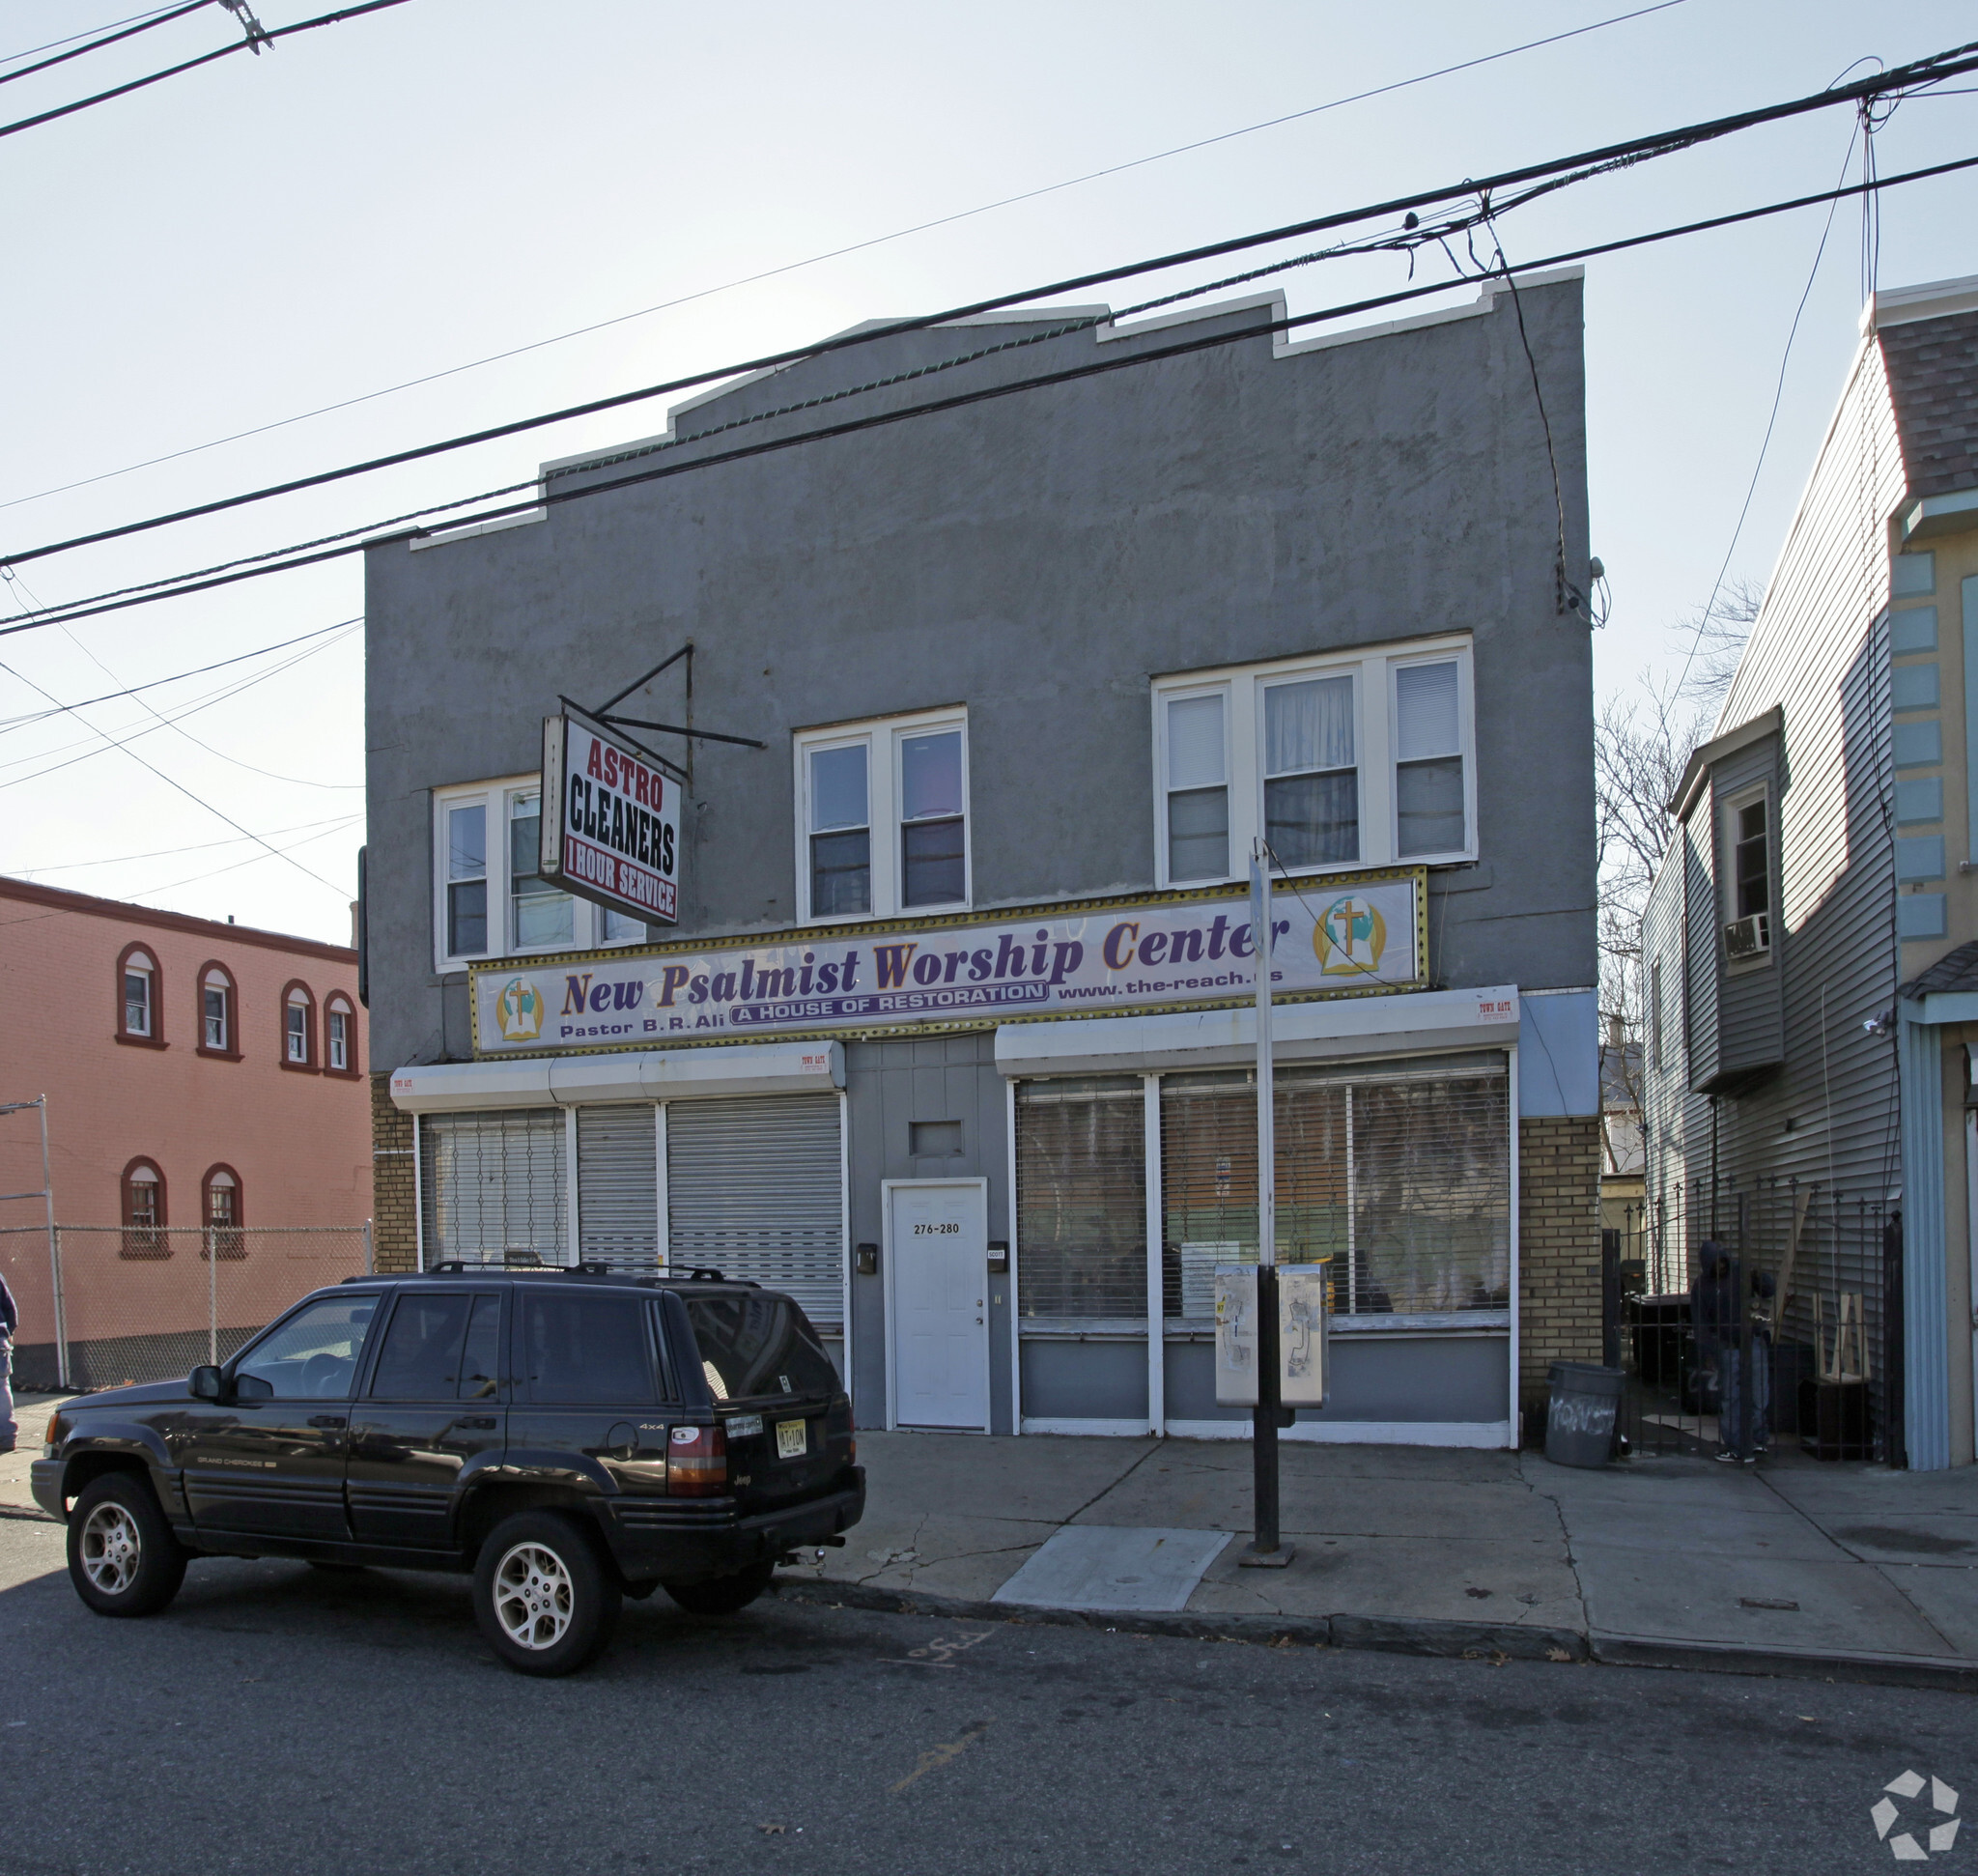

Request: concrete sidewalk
left=780, top=1430, right=1978, bottom=1688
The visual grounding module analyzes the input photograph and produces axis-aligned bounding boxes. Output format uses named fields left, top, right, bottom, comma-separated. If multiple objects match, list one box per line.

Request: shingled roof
left=1879, top=307, right=1978, bottom=497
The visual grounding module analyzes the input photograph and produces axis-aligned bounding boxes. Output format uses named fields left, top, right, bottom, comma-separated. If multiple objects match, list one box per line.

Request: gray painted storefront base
left=1018, top=1334, right=1510, bottom=1428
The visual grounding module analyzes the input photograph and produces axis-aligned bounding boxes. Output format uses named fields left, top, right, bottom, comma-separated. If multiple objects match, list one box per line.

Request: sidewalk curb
left=777, top=1578, right=1978, bottom=1690
left=1591, top=1632, right=1978, bottom=1693
left=773, top=1578, right=1586, bottom=1662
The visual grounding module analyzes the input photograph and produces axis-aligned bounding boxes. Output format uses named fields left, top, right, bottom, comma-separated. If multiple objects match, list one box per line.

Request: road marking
left=890, top=1719, right=993, bottom=1794
left=884, top=1630, right=996, bottom=1668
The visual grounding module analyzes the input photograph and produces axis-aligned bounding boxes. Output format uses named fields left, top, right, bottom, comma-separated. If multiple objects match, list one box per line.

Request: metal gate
left=665, top=1094, right=844, bottom=1331
left=576, top=1103, right=660, bottom=1269
left=420, top=1109, right=566, bottom=1266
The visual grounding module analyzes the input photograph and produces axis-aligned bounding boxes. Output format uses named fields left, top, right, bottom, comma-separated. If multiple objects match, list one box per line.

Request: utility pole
left=1240, top=844, right=1292, bottom=1569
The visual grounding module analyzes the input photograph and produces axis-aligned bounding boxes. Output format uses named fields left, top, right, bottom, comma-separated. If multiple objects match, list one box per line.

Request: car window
left=235, top=1295, right=379, bottom=1400
left=684, top=1294, right=838, bottom=1402
left=520, top=1293, right=655, bottom=1404
left=370, top=1292, right=494, bottom=1401
left=458, top=1293, right=501, bottom=1401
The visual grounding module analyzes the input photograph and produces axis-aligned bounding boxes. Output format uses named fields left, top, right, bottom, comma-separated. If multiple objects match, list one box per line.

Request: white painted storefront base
left=1020, top=1417, right=1516, bottom=1448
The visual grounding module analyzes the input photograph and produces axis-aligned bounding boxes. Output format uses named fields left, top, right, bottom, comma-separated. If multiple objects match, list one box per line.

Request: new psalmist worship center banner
left=470, top=867, right=1427, bottom=1057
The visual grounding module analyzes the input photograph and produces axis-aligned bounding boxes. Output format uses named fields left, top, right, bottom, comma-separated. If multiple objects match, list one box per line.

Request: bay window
left=1153, top=636, right=1474, bottom=885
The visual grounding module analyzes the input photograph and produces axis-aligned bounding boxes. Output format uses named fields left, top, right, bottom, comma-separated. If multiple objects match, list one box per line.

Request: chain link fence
left=2, top=1222, right=372, bottom=1392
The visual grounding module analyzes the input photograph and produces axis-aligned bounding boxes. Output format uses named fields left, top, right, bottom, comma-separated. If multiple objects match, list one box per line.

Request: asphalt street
left=0, top=1511, right=1969, bottom=1876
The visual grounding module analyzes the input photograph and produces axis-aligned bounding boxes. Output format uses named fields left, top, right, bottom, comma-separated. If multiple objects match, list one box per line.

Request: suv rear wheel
left=472, top=1511, right=621, bottom=1676
left=663, top=1560, right=776, bottom=1615
left=67, top=1473, right=187, bottom=1618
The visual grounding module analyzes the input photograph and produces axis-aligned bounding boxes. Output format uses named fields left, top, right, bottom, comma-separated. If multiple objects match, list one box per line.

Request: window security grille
left=665, top=1094, right=844, bottom=1331
left=420, top=1109, right=568, bottom=1266
left=1014, top=1077, right=1146, bottom=1322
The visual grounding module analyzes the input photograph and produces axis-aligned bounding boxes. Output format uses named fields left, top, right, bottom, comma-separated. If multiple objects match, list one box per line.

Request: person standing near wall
left=1691, top=1242, right=1753, bottom=1463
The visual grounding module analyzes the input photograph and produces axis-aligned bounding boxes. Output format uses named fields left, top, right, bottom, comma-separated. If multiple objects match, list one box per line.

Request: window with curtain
left=1014, top=1078, right=1146, bottom=1322
left=1264, top=674, right=1357, bottom=866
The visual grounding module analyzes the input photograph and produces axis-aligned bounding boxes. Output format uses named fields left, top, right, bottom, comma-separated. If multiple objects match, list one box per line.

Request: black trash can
left=1544, top=1361, right=1625, bottom=1468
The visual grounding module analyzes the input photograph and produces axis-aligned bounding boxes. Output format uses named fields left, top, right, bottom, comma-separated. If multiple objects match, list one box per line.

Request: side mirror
left=189, top=1366, right=223, bottom=1401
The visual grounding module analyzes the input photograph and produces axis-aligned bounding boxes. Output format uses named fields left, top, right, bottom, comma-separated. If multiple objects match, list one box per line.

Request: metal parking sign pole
left=1241, top=847, right=1291, bottom=1569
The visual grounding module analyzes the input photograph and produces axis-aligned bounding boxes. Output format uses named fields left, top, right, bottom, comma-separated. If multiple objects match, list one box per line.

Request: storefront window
left=1159, top=1060, right=1509, bottom=1322
left=1014, top=1077, right=1145, bottom=1322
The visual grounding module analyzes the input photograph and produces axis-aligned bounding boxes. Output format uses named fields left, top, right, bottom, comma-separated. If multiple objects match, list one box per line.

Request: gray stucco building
left=363, top=270, right=1603, bottom=1446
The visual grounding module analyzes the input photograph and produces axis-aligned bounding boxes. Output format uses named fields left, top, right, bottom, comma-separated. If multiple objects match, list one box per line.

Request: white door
left=888, top=1180, right=989, bottom=1430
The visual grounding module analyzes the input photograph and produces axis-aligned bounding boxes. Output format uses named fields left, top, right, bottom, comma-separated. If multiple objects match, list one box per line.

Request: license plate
left=776, top=1418, right=807, bottom=1459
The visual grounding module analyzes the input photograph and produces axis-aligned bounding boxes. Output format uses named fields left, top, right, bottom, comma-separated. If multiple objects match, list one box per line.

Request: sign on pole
left=540, top=707, right=684, bottom=927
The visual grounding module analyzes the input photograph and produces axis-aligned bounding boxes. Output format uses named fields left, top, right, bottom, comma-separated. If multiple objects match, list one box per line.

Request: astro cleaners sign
left=470, top=867, right=1426, bottom=1057
left=540, top=709, right=682, bottom=926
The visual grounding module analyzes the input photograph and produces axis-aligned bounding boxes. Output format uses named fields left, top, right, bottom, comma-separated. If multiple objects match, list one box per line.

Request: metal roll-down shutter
left=665, top=1094, right=844, bottom=1329
left=576, top=1103, right=660, bottom=1270
left=420, top=1108, right=568, bottom=1266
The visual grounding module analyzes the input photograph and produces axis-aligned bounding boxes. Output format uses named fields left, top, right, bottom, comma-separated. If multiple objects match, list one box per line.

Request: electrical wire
left=12, top=146, right=1978, bottom=640
left=0, top=3, right=185, bottom=66
left=0, top=0, right=1695, bottom=517
left=0, top=616, right=355, bottom=729
left=1671, top=123, right=1860, bottom=705
left=10, top=38, right=1972, bottom=573
left=0, top=654, right=347, bottom=891
left=10, top=810, right=358, bottom=874
left=0, top=0, right=211, bottom=87
left=0, top=622, right=360, bottom=786
left=0, top=0, right=412, bottom=144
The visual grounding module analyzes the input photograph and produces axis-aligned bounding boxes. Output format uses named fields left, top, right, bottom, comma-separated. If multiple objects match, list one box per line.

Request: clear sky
left=1, top=0, right=1973, bottom=946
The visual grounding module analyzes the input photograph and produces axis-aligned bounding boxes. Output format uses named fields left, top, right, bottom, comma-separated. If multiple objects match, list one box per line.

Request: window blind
left=1015, top=1077, right=1145, bottom=1322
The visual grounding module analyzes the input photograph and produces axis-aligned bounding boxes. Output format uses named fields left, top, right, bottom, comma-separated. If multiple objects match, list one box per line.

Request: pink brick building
left=0, top=879, right=371, bottom=1383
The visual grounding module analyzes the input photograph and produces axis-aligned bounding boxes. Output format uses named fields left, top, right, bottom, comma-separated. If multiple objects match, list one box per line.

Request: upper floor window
left=1719, top=782, right=1772, bottom=965
left=116, top=945, right=160, bottom=1044
left=433, top=777, right=649, bottom=969
left=202, top=1164, right=244, bottom=1258
left=325, top=994, right=358, bottom=1075
left=199, top=963, right=237, bottom=1057
left=282, top=982, right=317, bottom=1069
left=795, top=709, right=969, bottom=922
left=1152, top=637, right=1474, bottom=886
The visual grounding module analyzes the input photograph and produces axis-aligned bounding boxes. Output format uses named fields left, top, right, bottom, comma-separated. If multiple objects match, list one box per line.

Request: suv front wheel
left=472, top=1511, right=621, bottom=1676
left=67, top=1473, right=187, bottom=1618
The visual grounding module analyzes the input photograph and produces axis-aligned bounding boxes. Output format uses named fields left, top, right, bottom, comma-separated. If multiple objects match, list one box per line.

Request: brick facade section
left=370, top=1071, right=417, bottom=1272
left=1517, top=1114, right=1602, bottom=1415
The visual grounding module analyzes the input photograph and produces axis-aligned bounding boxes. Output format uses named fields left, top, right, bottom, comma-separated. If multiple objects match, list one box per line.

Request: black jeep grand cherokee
left=32, top=1266, right=863, bottom=1675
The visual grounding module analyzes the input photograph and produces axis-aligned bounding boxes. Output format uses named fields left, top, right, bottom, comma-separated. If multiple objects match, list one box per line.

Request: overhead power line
left=7, top=36, right=1972, bottom=575
left=7, top=147, right=1976, bottom=640
left=10, top=811, right=359, bottom=874
left=0, top=0, right=211, bottom=87
left=0, top=4, right=185, bottom=66
left=0, top=0, right=1694, bottom=515
left=0, top=0, right=412, bottom=144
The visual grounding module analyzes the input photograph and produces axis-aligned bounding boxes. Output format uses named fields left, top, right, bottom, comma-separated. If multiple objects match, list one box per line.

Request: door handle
left=458, top=1417, right=496, bottom=1431
left=308, top=1415, right=346, bottom=1429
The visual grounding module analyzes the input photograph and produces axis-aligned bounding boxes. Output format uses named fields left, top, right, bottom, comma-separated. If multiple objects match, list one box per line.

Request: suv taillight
left=667, top=1424, right=727, bottom=1496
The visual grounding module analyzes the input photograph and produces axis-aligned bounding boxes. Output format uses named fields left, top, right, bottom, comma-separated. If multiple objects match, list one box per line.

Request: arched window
left=120, top=1157, right=168, bottom=1258
left=202, top=1164, right=245, bottom=1259
left=324, top=992, right=359, bottom=1077
left=115, top=944, right=165, bottom=1047
left=197, top=961, right=240, bottom=1059
left=280, top=981, right=317, bottom=1070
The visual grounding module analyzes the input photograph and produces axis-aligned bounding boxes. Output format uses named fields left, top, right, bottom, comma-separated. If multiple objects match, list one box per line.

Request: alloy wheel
left=79, top=1502, right=142, bottom=1595
left=492, top=1541, right=575, bottom=1650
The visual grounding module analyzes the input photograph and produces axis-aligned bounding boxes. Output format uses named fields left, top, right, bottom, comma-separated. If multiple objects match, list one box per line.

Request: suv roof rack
left=340, top=1263, right=762, bottom=1288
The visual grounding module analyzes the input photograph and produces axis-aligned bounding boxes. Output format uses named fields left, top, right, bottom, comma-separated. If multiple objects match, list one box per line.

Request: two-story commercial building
left=362, top=270, right=1603, bottom=1447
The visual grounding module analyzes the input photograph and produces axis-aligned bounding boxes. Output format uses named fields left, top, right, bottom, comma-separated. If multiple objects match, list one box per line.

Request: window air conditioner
left=1723, top=912, right=1770, bottom=959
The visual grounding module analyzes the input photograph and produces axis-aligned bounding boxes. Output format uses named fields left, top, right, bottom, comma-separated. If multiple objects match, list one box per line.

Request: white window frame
left=1718, top=779, right=1772, bottom=974
left=432, top=774, right=651, bottom=972
left=124, top=952, right=155, bottom=1037
left=793, top=707, right=971, bottom=924
left=1151, top=634, right=1476, bottom=887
